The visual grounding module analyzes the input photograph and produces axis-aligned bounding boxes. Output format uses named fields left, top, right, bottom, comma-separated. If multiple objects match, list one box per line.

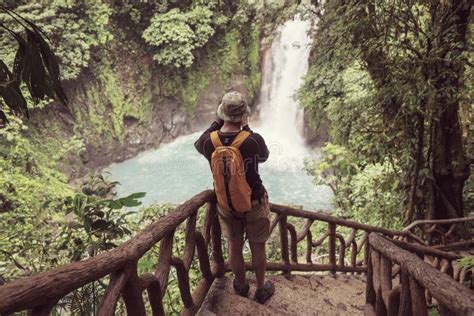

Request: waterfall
left=106, top=16, right=333, bottom=210
left=254, top=17, right=313, bottom=169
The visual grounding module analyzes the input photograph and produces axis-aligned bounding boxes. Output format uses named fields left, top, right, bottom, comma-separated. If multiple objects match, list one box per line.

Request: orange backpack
left=210, top=130, right=252, bottom=213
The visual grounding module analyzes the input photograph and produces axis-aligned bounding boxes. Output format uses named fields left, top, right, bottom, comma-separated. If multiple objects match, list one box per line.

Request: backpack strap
left=231, top=131, right=251, bottom=148
left=210, top=131, right=223, bottom=148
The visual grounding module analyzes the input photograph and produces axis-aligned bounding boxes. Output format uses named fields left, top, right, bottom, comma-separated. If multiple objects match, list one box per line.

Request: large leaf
left=108, top=200, right=123, bottom=210
left=27, top=25, right=68, bottom=105
left=126, top=192, right=147, bottom=199
left=0, top=60, right=28, bottom=118
left=0, top=5, right=68, bottom=123
left=119, top=198, right=142, bottom=207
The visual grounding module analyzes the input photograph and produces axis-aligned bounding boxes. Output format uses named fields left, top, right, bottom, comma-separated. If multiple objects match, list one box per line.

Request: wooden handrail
left=0, top=190, right=214, bottom=314
left=402, top=216, right=474, bottom=247
left=366, top=234, right=474, bottom=316
left=387, top=237, right=462, bottom=260
left=0, top=190, right=470, bottom=315
left=403, top=216, right=474, bottom=231
left=270, top=203, right=411, bottom=237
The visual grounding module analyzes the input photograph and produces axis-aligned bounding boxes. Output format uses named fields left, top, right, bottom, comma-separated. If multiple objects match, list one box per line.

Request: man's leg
left=228, top=235, right=246, bottom=286
left=246, top=193, right=274, bottom=304
left=217, top=206, right=246, bottom=287
left=249, top=241, right=266, bottom=289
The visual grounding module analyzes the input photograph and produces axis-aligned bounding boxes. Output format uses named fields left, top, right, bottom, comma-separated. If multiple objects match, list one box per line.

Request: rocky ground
left=198, top=273, right=366, bottom=315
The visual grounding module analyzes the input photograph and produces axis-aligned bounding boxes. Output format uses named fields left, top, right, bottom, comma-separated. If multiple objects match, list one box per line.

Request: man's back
left=194, top=123, right=269, bottom=201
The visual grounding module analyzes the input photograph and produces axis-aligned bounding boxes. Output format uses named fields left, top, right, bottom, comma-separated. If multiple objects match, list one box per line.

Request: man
left=194, top=91, right=275, bottom=304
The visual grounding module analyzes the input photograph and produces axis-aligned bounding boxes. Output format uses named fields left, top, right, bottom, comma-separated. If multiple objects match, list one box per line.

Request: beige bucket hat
left=217, top=91, right=251, bottom=123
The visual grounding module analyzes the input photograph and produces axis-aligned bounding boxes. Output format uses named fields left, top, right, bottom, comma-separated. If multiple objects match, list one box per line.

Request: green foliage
left=143, top=6, right=216, bottom=68
left=244, top=25, right=262, bottom=99
left=0, top=6, right=67, bottom=123
left=72, top=54, right=154, bottom=142
left=0, top=2, right=113, bottom=80
left=305, top=144, right=404, bottom=229
left=0, top=111, right=77, bottom=215
left=0, top=2, right=302, bottom=313
left=0, top=173, right=146, bottom=313
left=456, top=256, right=474, bottom=289
left=61, top=175, right=140, bottom=261
left=134, top=203, right=207, bottom=315
left=302, top=62, right=407, bottom=229
left=457, top=256, right=474, bottom=270
left=300, top=0, right=472, bottom=224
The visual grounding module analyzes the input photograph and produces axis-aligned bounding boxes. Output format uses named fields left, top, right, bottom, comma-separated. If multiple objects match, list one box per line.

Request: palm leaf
left=0, top=5, right=68, bottom=124
left=0, top=60, right=28, bottom=118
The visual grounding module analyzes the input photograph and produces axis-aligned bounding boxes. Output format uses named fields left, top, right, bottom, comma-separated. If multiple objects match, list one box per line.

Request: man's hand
left=241, top=114, right=249, bottom=127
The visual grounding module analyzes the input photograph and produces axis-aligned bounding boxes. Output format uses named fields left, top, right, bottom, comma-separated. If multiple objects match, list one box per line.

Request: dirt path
left=198, top=273, right=366, bottom=315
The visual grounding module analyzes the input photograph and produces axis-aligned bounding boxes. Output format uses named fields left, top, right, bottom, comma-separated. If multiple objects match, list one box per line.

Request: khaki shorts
left=217, top=192, right=271, bottom=243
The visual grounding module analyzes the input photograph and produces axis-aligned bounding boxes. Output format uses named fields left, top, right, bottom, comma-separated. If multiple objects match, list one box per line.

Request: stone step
left=198, top=273, right=366, bottom=315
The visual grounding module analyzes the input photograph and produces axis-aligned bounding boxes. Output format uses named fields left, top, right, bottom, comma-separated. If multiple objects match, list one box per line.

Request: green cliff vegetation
left=0, top=0, right=282, bottom=214
left=0, top=0, right=300, bottom=311
left=300, top=0, right=472, bottom=229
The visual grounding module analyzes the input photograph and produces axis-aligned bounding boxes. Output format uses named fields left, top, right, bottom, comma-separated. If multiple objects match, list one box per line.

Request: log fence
left=403, top=216, right=474, bottom=246
left=365, top=233, right=474, bottom=316
left=0, top=190, right=472, bottom=315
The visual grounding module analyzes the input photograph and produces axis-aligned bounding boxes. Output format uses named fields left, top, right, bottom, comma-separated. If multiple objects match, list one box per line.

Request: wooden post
left=122, top=264, right=146, bottom=316
left=365, top=247, right=376, bottom=309
left=279, top=215, right=290, bottom=278
left=210, top=201, right=224, bottom=277
left=380, top=255, right=392, bottom=306
left=409, top=277, right=428, bottom=316
left=287, top=223, right=298, bottom=263
left=306, top=230, right=313, bottom=264
left=328, top=223, right=336, bottom=274
left=183, top=213, right=197, bottom=270
left=371, top=250, right=387, bottom=315
left=336, top=233, right=346, bottom=268
left=195, top=232, right=213, bottom=282
left=387, top=286, right=400, bottom=316
left=30, top=300, right=58, bottom=316
left=145, top=278, right=164, bottom=316
left=98, top=269, right=131, bottom=316
left=155, top=231, right=174, bottom=297
left=202, top=202, right=213, bottom=245
left=362, top=232, right=370, bottom=268
left=346, top=228, right=357, bottom=273
left=399, top=268, right=412, bottom=316
left=351, top=240, right=357, bottom=270
left=170, top=257, right=194, bottom=311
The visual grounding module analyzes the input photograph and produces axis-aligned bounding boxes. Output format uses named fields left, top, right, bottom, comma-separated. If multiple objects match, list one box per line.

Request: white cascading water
left=254, top=17, right=313, bottom=169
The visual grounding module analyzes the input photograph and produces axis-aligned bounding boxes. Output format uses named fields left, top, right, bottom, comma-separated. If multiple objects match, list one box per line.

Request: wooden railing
left=365, top=233, right=474, bottom=316
left=0, top=190, right=216, bottom=316
left=0, top=190, right=471, bottom=315
left=265, top=203, right=416, bottom=275
left=403, top=216, right=474, bottom=246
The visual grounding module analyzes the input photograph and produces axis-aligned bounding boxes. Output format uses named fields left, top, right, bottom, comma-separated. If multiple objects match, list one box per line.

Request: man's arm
left=194, top=118, right=223, bottom=155
left=254, top=133, right=269, bottom=162
left=241, top=115, right=269, bottom=162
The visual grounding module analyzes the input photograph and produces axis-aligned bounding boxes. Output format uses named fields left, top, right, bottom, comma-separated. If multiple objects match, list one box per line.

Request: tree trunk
left=432, top=105, right=470, bottom=219
left=430, top=0, right=471, bottom=219
left=407, top=114, right=425, bottom=222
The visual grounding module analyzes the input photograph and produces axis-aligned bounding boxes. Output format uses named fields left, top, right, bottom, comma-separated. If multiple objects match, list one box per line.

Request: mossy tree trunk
left=429, top=0, right=471, bottom=220
left=346, top=0, right=471, bottom=221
